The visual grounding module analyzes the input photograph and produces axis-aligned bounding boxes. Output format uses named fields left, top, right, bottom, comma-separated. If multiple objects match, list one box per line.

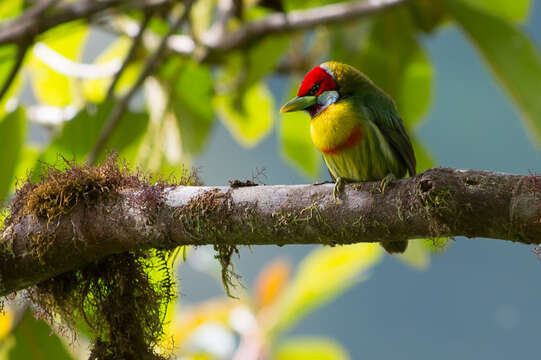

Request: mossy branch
left=1, top=166, right=540, bottom=296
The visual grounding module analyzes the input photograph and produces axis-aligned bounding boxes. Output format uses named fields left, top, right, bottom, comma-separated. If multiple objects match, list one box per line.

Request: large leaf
left=279, top=81, right=321, bottom=179
left=4, top=311, right=73, bottom=360
left=0, top=107, right=25, bottom=203
left=268, top=243, right=383, bottom=336
left=359, top=9, right=433, bottom=127
left=83, top=37, right=142, bottom=103
left=164, top=60, right=214, bottom=155
left=214, top=82, right=274, bottom=147
left=274, top=337, right=350, bottom=360
left=39, top=101, right=149, bottom=166
left=445, top=0, right=541, bottom=145
left=28, top=23, right=88, bottom=107
left=458, top=0, right=531, bottom=22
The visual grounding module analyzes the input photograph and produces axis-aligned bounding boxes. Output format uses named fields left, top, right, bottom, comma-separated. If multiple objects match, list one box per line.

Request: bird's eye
left=309, top=83, right=320, bottom=95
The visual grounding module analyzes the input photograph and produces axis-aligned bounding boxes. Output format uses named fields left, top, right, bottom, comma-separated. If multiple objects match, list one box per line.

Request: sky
left=185, top=2, right=541, bottom=359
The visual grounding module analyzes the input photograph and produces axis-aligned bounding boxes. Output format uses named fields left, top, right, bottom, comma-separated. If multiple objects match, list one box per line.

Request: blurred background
left=0, top=0, right=541, bottom=359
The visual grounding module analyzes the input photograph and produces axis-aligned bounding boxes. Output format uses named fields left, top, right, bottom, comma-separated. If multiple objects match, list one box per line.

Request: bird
left=280, top=61, right=416, bottom=254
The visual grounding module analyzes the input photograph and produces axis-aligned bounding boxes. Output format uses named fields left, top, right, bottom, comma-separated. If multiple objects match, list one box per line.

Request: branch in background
left=0, top=0, right=175, bottom=46
left=1, top=167, right=540, bottom=296
left=105, top=12, right=152, bottom=99
left=197, top=0, right=410, bottom=61
left=87, top=0, right=195, bottom=165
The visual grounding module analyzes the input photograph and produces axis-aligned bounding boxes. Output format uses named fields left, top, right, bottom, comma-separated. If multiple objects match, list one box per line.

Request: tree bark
left=1, top=167, right=540, bottom=296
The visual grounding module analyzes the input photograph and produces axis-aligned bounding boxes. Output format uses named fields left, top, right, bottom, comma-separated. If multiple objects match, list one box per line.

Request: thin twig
left=87, top=0, right=195, bottom=165
left=106, top=12, right=152, bottom=99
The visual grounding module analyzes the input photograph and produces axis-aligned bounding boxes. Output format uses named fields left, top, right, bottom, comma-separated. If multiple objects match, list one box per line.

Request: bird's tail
left=380, top=240, right=408, bottom=254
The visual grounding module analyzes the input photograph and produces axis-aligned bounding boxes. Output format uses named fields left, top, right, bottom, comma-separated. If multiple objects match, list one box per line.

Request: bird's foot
left=313, top=180, right=334, bottom=186
left=333, top=177, right=346, bottom=204
left=379, top=173, right=396, bottom=194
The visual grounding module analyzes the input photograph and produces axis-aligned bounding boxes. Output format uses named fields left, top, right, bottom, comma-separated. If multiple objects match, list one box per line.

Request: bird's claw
left=379, top=173, right=396, bottom=194
left=333, top=177, right=346, bottom=203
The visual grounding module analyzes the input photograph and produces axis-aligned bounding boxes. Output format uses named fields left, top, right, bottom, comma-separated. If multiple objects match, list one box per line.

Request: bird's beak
left=280, top=96, right=317, bottom=113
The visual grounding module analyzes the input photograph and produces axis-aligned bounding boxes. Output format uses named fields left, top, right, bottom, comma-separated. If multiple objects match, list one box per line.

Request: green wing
left=363, top=93, right=417, bottom=176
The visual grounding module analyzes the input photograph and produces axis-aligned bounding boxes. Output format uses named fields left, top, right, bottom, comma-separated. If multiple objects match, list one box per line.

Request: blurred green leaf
left=0, top=107, right=25, bottom=203
left=269, top=243, right=383, bottom=336
left=221, top=35, right=289, bottom=92
left=360, top=9, right=433, bottom=127
left=397, top=239, right=430, bottom=270
left=5, top=311, right=73, bottom=360
left=274, top=337, right=350, bottom=360
left=280, top=81, right=321, bottom=179
left=0, top=45, right=24, bottom=118
left=412, top=137, right=435, bottom=173
left=83, top=37, right=142, bottom=103
left=38, top=101, right=149, bottom=166
left=445, top=0, right=541, bottom=145
left=164, top=60, right=214, bottom=155
left=408, top=0, right=448, bottom=32
left=28, top=23, right=88, bottom=107
left=423, top=237, right=451, bottom=252
left=190, top=0, right=214, bottom=38
left=0, top=0, right=23, bottom=21
left=9, top=145, right=40, bottom=189
left=458, top=0, right=531, bottom=22
left=214, top=82, right=274, bottom=147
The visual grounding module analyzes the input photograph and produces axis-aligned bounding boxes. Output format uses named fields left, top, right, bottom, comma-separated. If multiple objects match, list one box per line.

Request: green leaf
left=38, top=101, right=149, bottom=166
left=0, top=0, right=23, bottom=21
left=407, top=0, right=448, bottom=33
left=83, top=37, right=142, bottom=103
left=274, top=337, right=350, bottom=360
left=165, top=60, right=214, bottom=155
left=445, top=0, right=541, bottom=145
left=5, top=311, right=73, bottom=360
left=412, top=137, right=435, bottom=173
left=0, top=107, right=25, bottom=203
left=279, top=81, right=321, bottom=179
left=359, top=9, right=433, bottom=127
left=268, top=243, right=383, bottom=336
left=0, top=45, right=24, bottom=118
left=458, top=0, right=531, bottom=22
left=28, top=23, right=88, bottom=107
left=397, top=239, right=430, bottom=270
left=214, top=82, right=274, bottom=147
left=221, top=35, right=290, bottom=92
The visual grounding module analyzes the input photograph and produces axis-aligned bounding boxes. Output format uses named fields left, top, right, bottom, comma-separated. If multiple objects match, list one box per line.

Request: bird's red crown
left=297, top=66, right=337, bottom=97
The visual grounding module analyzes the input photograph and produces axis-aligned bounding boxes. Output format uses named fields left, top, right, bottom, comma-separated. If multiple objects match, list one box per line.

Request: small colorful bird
left=280, top=61, right=416, bottom=254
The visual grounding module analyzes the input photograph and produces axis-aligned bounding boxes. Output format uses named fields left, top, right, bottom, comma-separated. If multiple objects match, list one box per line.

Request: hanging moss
left=3, top=154, right=201, bottom=359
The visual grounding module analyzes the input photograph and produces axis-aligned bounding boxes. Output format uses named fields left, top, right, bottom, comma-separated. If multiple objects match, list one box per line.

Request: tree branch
left=0, top=0, right=175, bottom=46
left=1, top=168, right=540, bottom=296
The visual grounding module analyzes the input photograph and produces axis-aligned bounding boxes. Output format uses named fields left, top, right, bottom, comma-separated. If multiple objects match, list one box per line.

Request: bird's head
left=280, top=61, right=372, bottom=117
left=280, top=62, right=340, bottom=117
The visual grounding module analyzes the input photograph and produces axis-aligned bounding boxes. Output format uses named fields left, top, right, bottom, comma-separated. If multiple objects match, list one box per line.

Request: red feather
left=297, top=66, right=337, bottom=97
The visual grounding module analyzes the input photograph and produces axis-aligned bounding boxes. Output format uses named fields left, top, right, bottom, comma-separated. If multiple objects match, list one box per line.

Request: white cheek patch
left=320, top=64, right=336, bottom=81
left=316, top=90, right=339, bottom=115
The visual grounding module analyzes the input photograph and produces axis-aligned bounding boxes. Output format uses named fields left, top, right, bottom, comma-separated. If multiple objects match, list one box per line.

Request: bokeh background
left=1, top=0, right=541, bottom=359
left=190, top=4, right=541, bottom=360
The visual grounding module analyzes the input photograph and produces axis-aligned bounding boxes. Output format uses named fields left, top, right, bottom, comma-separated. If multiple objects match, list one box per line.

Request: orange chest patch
left=320, top=126, right=364, bottom=155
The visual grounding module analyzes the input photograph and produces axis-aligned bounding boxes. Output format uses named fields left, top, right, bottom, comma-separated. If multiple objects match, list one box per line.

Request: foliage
left=0, top=0, right=539, bottom=358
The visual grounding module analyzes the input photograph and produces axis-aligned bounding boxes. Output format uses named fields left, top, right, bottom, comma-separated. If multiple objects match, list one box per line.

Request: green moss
left=3, top=154, right=200, bottom=359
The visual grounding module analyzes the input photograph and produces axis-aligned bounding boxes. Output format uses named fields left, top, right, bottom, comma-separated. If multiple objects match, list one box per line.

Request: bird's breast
left=310, top=101, right=365, bottom=154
